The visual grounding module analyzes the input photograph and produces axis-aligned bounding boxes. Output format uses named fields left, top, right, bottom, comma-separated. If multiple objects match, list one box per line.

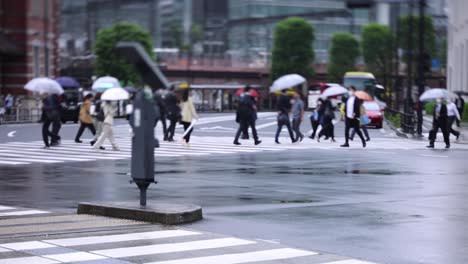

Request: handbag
left=361, top=115, right=370, bottom=126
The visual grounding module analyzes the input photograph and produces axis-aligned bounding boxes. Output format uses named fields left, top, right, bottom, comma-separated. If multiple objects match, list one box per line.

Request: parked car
left=60, top=89, right=82, bottom=123
left=363, top=101, right=383, bottom=128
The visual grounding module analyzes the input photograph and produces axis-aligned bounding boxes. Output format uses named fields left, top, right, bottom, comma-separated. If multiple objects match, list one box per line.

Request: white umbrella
left=321, top=85, right=348, bottom=98
left=101, top=87, right=129, bottom=101
left=24, top=78, right=64, bottom=95
left=375, top=84, right=384, bottom=89
left=269, top=74, right=306, bottom=93
left=419, top=88, right=457, bottom=102
left=92, top=76, right=121, bottom=92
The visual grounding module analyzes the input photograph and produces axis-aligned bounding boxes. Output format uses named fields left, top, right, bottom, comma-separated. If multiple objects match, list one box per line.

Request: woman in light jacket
left=75, top=94, right=96, bottom=143
left=92, top=101, right=120, bottom=151
left=180, top=89, right=198, bottom=145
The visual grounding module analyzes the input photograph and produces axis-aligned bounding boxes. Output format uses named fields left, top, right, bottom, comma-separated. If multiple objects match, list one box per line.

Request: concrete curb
left=77, top=202, right=203, bottom=225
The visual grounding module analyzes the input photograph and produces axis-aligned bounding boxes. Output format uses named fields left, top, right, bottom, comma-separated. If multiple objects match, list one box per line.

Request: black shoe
left=366, top=138, right=370, bottom=142
left=275, top=140, right=280, bottom=144
left=50, top=141, right=60, bottom=146
left=292, top=139, right=298, bottom=143
left=363, top=141, right=366, bottom=148
left=75, top=140, right=83, bottom=143
left=349, top=138, right=354, bottom=141
left=426, top=144, right=434, bottom=148
left=456, top=134, right=460, bottom=141
left=331, top=138, right=336, bottom=142
left=324, top=137, right=329, bottom=140
left=241, top=135, right=249, bottom=140
left=163, top=137, right=169, bottom=142
left=445, top=145, right=450, bottom=149
left=299, top=135, right=304, bottom=142
left=233, top=141, right=241, bottom=145
left=90, top=141, right=95, bottom=146
left=99, top=146, right=105, bottom=150
left=340, top=143, right=349, bottom=147
left=309, top=136, right=315, bottom=139
left=254, top=140, right=262, bottom=145
left=168, top=138, right=174, bottom=142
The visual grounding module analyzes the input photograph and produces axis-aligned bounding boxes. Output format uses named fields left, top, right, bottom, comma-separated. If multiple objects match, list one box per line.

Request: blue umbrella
left=56, top=76, right=80, bottom=89
left=124, top=86, right=137, bottom=93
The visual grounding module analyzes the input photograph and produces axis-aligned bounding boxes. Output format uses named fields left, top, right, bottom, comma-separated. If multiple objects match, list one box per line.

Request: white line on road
left=0, top=210, right=49, bottom=217
left=43, top=252, right=107, bottom=263
left=0, top=205, right=15, bottom=211
left=0, top=241, right=56, bottom=251
left=145, top=248, right=317, bottom=264
left=321, top=260, right=377, bottom=264
left=7, top=131, right=16, bottom=137
left=0, top=256, right=59, bottom=264
left=92, top=238, right=256, bottom=258
left=44, top=230, right=201, bottom=247
left=256, top=121, right=277, bottom=130
left=419, top=154, right=449, bottom=158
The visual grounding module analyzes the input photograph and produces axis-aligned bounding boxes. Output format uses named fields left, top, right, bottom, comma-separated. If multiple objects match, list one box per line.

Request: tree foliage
left=94, top=23, right=154, bottom=86
left=398, top=15, right=436, bottom=67
left=271, top=17, right=315, bottom=80
left=361, top=23, right=393, bottom=80
left=327, top=33, right=360, bottom=83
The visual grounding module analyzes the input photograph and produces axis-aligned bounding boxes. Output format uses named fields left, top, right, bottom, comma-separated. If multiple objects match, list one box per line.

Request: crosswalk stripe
left=0, top=241, right=56, bottom=251
left=145, top=248, right=318, bottom=264
left=91, top=238, right=256, bottom=258
left=0, top=247, right=10, bottom=253
left=0, top=160, right=29, bottom=165
left=43, top=252, right=107, bottom=263
left=44, top=230, right=201, bottom=247
left=0, top=256, right=59, bottom=264
left=0, top=150, right=94, bottom=162
left=321, top=260, right=377, bottom=264
left=0, top=210, right=49, bottom=217
left=0, top=206, right=14, bottom=211
left=0, top=155, right=62, bottom=164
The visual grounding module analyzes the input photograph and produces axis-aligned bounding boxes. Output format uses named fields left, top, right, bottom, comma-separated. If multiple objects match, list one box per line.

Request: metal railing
left=0, top=107, right=42, bottom=124
left=385, top=107, right=416, bottom=134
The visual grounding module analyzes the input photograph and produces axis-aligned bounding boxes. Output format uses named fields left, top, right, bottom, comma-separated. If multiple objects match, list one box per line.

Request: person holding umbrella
left=427, top=97, right=450, bottom=149
left=317, top=97, right=335, bottom=142
left=275, top=89, right=296, bottom=144
left=447, top=98, right=461, bottom=140
left=92, top=101, right=120, bottom=151
left=75, top=94, right=96, bottom=143
left=309, top=98, right=323, bottom=139
left=341, top=86, right=366, bottom=148
left=41, top=94, right=61, bottom=148
left=291, top=92, right=305, bottom=142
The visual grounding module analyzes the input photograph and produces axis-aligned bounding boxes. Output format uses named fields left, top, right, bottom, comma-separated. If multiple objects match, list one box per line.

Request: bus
left=343, top=72, right=385, bottom=104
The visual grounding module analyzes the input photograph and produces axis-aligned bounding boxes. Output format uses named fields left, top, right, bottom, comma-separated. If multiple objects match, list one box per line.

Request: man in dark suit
left=234, top=86, right=261, bottom=145
left=275, top=89, right=296, bottom=144
left=427, top=97, right=450, bottom=149
left=341, top=86, right=366, bottom=148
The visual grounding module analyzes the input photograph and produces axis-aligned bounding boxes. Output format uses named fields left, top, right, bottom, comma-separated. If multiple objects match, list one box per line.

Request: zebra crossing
left=1, top=135, right=466, bottom=166
left=0, top=205, right=50, bottom=218
left=0, top=214, right=377, bottom=264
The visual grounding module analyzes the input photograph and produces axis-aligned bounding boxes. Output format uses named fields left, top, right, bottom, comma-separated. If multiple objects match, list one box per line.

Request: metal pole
left=416, top=0, right=426, bottom=136
left=404, top=1, right=414, bottom=133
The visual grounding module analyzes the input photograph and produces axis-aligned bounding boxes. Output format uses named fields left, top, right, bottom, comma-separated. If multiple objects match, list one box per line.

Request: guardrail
left=0, top=107, right=42, bottom=124
left=385, top=107, right=416, bottom=134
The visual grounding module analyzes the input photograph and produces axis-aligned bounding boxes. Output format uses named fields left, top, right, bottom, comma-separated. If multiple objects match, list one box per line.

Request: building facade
left=447, top=0, right=468, bottom=93
left=0, top=0, right=59, bottom=95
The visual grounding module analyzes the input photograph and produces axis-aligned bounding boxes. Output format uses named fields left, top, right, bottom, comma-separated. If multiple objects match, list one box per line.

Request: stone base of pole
left=77, top=202, right=202, bottom=225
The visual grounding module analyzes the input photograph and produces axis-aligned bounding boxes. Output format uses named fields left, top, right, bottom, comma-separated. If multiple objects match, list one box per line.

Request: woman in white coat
left=180, top=89, right=198, bottom=145
left=92, top=101, right=120, bottom=151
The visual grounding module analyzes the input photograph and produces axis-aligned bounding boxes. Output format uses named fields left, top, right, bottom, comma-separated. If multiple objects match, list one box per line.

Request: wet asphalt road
left=0, top=113, right=467, bottom=264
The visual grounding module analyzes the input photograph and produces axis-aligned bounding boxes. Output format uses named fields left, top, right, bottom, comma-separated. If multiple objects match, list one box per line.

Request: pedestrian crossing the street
left=0, top=220, right=376, bottom=264
left=0, top=136, right=467, bottom=166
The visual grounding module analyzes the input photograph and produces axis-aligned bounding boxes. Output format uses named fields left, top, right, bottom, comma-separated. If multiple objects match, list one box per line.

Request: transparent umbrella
left=269, top=74, right=306, bottom=93
left=101, top=87, right=129, bottom=101
left=24, top=77, right=64, bottom=95
left=92, top=76, right=121, bottom=92
left=419, top=88, right=458, bottom=102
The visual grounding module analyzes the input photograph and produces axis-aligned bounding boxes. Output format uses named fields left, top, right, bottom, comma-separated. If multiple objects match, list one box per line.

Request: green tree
left=361, top=23, right=394, bottom=84
left=271, top=17, right=315, bottom=80
left=398, top=15, right=436, bottom=70
left=94, top=22, right=154, bottom=86
left=328, top=33, right=360, bottom=83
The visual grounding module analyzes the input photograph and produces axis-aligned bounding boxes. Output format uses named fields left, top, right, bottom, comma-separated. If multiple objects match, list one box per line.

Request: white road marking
left=321, top=260, right=377, bottom=264
left=0, top=256, right=59, bottom=264
left=256, top=121, right=277, bottom=129
left=92, top=238, right=256, bottom=258
left=44, top=230, right=201, bottom=247
left=419, top=154, right=449, bottom=158
left=0, top=241, right=56, bottom=251
left=0, top=247, right=11, bottom=253
left=0, top=210, right=49, bottom=217
left=7, top=131, right=16, bottom=137
left=0, top=160, right=29, bottom=165
left=43, top=252, right=107, bottom=263
left=145, top=248, right=317, bottom=264
left=0, top=205, right=14, bottom=211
